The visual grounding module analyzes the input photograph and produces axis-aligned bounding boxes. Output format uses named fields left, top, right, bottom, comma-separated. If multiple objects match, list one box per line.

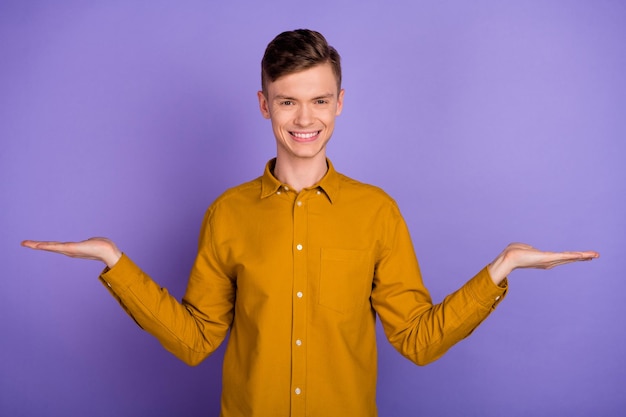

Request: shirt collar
left=260, top=158, right=340, bottom=203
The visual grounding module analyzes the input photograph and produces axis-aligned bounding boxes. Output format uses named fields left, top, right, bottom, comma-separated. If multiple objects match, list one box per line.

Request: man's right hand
left=21, top=237, right=123, bottom=268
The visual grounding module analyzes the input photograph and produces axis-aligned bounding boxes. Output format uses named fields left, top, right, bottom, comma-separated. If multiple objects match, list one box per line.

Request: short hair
left=261, top=29, right=342, bottom=94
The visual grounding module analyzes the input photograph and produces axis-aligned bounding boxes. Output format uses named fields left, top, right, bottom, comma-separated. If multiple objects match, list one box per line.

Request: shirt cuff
left=466, top=266, right=508, bottom=311
left=97, top=253, right=147, bottom=328
left=98, top=253, right=143, bottom=293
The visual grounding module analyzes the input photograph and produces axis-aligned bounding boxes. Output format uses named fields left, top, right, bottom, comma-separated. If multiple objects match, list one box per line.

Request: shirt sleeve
left=371, top=202, right=507, bottom=366
left=98, top=208, right=236, bottom=366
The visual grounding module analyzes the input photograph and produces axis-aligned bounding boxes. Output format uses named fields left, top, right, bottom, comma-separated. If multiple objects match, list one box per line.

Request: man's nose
left=294, top=104, right=313, bottom=126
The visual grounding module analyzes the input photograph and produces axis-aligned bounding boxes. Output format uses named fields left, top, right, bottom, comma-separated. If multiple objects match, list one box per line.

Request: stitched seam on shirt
left=207, top=204, right=229, bottom=276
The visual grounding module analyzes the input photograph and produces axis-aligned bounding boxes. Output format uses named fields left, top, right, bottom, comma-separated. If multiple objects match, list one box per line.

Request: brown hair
left=261, top=29, right=342, bottom=94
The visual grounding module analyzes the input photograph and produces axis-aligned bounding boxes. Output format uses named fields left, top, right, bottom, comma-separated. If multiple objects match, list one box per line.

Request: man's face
left=258, top=63, right=344, bottom=164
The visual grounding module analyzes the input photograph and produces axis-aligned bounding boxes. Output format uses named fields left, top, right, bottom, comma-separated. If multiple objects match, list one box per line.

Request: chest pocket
left=319, top=248, right=373, bottom=314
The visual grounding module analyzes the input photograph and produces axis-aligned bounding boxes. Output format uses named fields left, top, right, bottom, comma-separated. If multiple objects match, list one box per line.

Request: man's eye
left=281, top=100, right=294, bottom=106
left=316, top=99, right=328, bottom=104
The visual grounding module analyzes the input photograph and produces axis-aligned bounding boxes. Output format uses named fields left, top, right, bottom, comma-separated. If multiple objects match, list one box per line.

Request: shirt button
left=295, top=339, right=302, bottom=346
left=495, top=296, right=501, bottom=301
left=284, top=186, right=289, bottom=191
left=316, top=190, right=321, bottom=195
left=295, top=388, right=301, bottom=395
left=296, top=201, right=302, bottom=207
left=296, top=244, right=303, bottom=251
left=296, top=291, right=303, bottom=298
left=276, top=191, right=281, bottom=195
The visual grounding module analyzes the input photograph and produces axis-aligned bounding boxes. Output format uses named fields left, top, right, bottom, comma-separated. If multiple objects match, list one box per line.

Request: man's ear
left=335, top=88, right=345, bottom=116
left=258, top=91, right=271, bottom=119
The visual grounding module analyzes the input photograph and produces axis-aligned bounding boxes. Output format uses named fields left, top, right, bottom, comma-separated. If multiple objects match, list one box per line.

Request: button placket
left=290, top=190, right=308, bottom=414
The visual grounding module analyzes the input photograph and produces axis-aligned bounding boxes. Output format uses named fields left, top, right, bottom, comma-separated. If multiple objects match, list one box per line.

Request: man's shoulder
left=209, top=176, right=263, bottom=209
left=225, top=176, right=263, bottom=196
left=336, top=171, right=394, bottom=197
left=335, top=171, right=398, bottom=206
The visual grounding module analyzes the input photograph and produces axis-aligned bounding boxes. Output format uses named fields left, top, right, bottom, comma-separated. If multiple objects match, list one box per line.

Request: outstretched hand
left=488, top=243, right=599, bottom=285
left=21, top=237, right=122, bottom=268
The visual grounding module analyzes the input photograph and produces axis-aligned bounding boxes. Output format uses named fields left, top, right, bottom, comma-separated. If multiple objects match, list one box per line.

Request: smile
left=290, top=131, right=321, bottom=141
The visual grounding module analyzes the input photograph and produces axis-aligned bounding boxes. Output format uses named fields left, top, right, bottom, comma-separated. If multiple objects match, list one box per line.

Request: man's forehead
left=266, top=64, right=339, bottom=97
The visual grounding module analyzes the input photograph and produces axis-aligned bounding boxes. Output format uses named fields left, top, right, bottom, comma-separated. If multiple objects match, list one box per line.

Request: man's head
left=257, top=30, right=345, bottom=166
left=261, top=29, right=342, bottom=95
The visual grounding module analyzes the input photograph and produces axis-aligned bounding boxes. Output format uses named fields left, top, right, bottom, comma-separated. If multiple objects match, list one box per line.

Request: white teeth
left=292, top=131, right=319, bottom=139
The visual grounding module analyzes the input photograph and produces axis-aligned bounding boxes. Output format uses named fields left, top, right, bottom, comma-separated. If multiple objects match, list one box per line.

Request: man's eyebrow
left=313, top=93, right=335, bottom=100
left=273, top=95, right=297, bottom=100
left=273, top=93, right=335, bottom=101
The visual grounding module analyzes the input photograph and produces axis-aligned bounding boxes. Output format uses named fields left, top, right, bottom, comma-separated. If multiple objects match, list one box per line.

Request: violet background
left=1, top=1, right=624, bottom=416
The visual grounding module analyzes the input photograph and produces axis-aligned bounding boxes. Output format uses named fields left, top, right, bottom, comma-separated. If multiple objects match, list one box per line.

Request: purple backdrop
left=1, top=1, right=624, bottom=416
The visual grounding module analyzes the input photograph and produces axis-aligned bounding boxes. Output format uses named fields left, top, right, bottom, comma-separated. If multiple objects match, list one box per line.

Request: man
left=22, top=29, right=598, bottom=417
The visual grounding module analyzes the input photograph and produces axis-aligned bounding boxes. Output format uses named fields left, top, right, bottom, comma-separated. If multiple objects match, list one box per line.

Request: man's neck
left=273, top=154, right=328, bottom=192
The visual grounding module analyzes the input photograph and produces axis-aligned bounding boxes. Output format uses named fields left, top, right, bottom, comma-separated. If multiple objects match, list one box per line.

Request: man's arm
left=21, top=234, right=235, bottom=366
left=375, top=240, right=599, bottom=366
left=371, top=204, right=600, bottom=366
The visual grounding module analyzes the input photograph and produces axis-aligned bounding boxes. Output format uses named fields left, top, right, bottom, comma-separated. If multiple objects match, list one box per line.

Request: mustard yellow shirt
left=100, top=159, right=507, bottom=417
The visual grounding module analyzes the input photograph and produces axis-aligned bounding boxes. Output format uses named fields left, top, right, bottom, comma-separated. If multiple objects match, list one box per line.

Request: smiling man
left=22, top=29, right=598, bottom=417
left=258, top=33, right=344, bottom=191
left=258, top=62, right=342, bottom=191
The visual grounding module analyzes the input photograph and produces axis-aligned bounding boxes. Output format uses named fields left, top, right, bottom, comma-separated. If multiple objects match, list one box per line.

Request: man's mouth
left=290, top=131, right=321, bottom=142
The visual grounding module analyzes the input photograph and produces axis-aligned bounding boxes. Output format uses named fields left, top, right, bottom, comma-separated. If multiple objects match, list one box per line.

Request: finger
left=559, top=251, right=600, bottom=260
left=21, top=240, right=62, bottom=249
left=543, top=253, right=599, bottom=268
left=21, top=240, right=37, bottom=248
left=21, top=240, right=75, bottom=254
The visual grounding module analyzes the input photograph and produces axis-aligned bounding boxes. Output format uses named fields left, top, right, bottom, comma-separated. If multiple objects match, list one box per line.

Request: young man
left=22, top=29, right=598, bottom=417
